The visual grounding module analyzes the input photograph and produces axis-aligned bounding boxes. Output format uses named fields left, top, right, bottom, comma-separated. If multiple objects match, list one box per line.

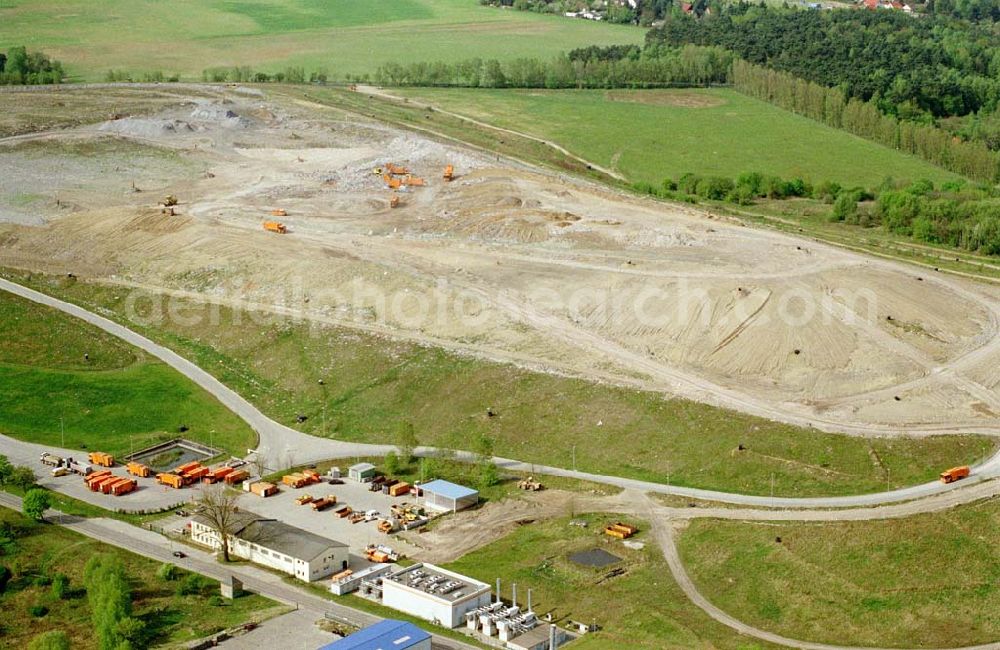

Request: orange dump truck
left=204, top=466, right=234, bottom=484
left=388, top=482, right=410, bottom=497
left=174, top=461, right=201, bottom=475
left=385, top=163, right=409, bottom=175
left=157, top=473, right=184, bottom=489
left=940, top=466, right=970, bottom=483
left=383, top=174, right=402, bottom=190
left=403, top=175, right=424, bottom=187
left=110, top=478, right=137, bottom=496
left=271, top=209, right=287, bottom=217
left=604, top=522, right=639, bottom=540
left=263, top=220, right=287, bottom=234
left=183, top=466, right=210, bottom=483
left=224, top=469, right=250, bottom=485
left=126, top=462, right=150, bottom=478
left=88, top=452, right=115, bottom=468
left=443, top=165, right=454, bottom=181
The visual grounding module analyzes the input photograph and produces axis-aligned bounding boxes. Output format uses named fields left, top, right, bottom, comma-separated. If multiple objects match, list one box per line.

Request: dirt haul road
left=0, top=85, right=998, bottom=439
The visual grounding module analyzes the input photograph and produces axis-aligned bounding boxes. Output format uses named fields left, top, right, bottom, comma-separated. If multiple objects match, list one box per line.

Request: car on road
left=172, top=551, right=186, bottom=558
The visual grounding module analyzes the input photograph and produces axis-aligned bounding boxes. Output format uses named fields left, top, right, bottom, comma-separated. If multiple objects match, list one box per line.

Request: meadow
left=0, top=507, right=279, bottom=648
left=0, top=291, right=255, bottom=457
left=678, top=500, right=1000, bottom=647
left=0, top=0, right=643, bottom=81
left=395, top=87, right=961, bottom=187
left=7, top=270, right=991, bottom=499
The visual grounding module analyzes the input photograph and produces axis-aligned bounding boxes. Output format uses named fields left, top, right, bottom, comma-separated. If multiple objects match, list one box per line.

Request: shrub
left=727, top=185, right=756, bottom=206
left=814, top=180, right=842, bottom=203
left=33, top=573, right=52, bottom=587
left=208, top=595, right=225, bottom=607
left=51, top=573, right=69, bottom=600
left=156, top=563, right=179, bottom=582
left=176, top=573, right=209, bottom=596
left=831, top=192, right=859, bottom=222
left=695, top=176, right=735, bottom=200
left=28, top=630, right=70, bottom=650
left=28, top=604, right=48, bottom=617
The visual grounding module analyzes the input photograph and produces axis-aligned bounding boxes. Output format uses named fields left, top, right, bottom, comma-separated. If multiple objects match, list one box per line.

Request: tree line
left=482, top=0, right=679, bottom=25
left=370, top=45, right=731, bottom=88
left=0, top=47, right=63, bottom=85
left=730, top=59, right=999, bottom=183
left=634, top=171, right=1000, bottom=256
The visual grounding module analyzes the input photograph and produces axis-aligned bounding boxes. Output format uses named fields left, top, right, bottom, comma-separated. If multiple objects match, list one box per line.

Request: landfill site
left=1, top=85, right=999, bottom=438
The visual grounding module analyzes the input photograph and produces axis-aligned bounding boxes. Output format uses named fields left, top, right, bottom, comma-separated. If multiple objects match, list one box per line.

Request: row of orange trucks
left=156, top=461, right=250, bottom=490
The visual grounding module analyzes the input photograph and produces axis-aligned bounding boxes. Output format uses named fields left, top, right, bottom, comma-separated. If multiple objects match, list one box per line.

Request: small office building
left=419, top=479, right=479, bottom=513
left=381, top=563, right=492, bottom=628
left=348, top=462, right=377, bottom=482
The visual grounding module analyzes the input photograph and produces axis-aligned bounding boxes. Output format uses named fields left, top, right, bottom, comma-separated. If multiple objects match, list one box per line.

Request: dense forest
left=646, top=6, right=1000, bottom=122
left=0, top=47, right=63, bottom=85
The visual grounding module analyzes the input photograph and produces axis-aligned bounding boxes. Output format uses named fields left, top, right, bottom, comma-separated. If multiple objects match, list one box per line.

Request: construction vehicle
left=388, top=481, right=410, bottom=497
left=263, top=220, right=287, bottom=234
left=157, top=473, right=184, bottom=489
left=224, top=469, right=250, bottom=485
left=940, top=466, right=970, bottom=483
left=364, top=544, right=400, bottom=562
left=403, top=175, right=424, bottom=187
left=518, top=476, right=543, bottom=491
left=111, top=479, right=137, bottom=496
left=389, top=193, right=400, bottom=209
left=51, top=466, right=69, bottom=477
left=604, top=522, right=639, bottom=540
left=334, top=506, right=353, bottom=518
left=385, top=163, right=409, bottom=176
left=40, top=452, right=64, bottom=467
left=88, top=452, right=115, bottom=468
left=311, top=496, right=337, bottom=511
left=174, top=461, right=201, bottom=475
left=377, top=519, right=395, bottom=534
left=295, top=494, right=314, bottom=506
left=383, top=174, right=402, bottom=190
left=126, top=462, right=151, bottom=478
left=349, top=512, right=366, bottom=524
left=443, top=165, right=454, bottom=181
left=182, top=465, right=210, bottom=483
left=271, top=208, right=287, bottom=217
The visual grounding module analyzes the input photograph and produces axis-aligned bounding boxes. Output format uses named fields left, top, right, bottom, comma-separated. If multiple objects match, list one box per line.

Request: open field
left=0, top=291, right=255, bottom=458
left=0, top=0, right=643, bottom=81
left=0, top=507, right=279, bottom=648
left=443, top=513, right=777, bottom=649
left=1, top=86, right=999, bottom=494
left=394, top=88, right=960, bottom=187
left=677, top=498, right=1000, bottom=647
left=9, top=272, right=993, bottom=498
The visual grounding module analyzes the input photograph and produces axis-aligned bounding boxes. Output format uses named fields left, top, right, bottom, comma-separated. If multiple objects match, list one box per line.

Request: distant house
left=190, top=512, right=349, bottom=582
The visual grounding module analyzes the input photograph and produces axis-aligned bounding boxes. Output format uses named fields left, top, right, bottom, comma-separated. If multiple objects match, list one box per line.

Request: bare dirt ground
left=1, top=85, right=998, bottom=437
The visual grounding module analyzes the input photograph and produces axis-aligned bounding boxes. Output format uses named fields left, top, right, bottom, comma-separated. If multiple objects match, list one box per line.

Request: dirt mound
left=189, top=102, right=250, bottom=128
left=98, top=118, right=194, bottom=138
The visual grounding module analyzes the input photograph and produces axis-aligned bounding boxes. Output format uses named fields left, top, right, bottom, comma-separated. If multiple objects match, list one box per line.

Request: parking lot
left=232, top=475, right=425, bottom=563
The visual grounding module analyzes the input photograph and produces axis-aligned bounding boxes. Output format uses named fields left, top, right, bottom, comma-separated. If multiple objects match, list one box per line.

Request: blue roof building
left=317, top=620, right=431, bottom=650
left=419, top=479, right=479, bottom=513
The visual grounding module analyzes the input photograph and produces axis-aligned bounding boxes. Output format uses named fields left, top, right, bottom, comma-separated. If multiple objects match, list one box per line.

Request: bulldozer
left=518, top=476, right=543, bottom=491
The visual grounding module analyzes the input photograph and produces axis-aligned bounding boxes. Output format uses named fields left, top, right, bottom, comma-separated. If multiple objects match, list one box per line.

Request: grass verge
left=677, top=499, right=1000, bottom=647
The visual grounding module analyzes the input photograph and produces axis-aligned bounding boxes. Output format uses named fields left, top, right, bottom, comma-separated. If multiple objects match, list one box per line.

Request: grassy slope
left=0, top=508, right=279, bottom=648
left=6, top=271, right=992, bottom=499
left=396, top=88, right=959, bottom=187
left=678, top=500, right=1000, bottom=647
left=444, top=513, right=778, bottom=649
left=0, top=291, right=255, bottom=457
left=0, top=0, right=643, bottom=81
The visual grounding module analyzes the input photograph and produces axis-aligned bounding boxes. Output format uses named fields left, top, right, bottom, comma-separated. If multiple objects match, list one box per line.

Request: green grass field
left=443, top=513, right=777, bottom=649
left=0, top=0, right=642, bottom=81
left=6, top=271, right=991, bottom=498
left=678, top=501, right=1000, bottom=647
left=396, top=88, right=960, bottom=187
left=0, top=507, right=280, bottom=648
left=0, top=291, right=255, bottom=457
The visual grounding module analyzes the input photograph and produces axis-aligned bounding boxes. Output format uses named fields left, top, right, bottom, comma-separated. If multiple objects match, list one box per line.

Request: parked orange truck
left=224, top=469, right=250, bottom=485
left=443, top=165, right=454, bottom=181
left=89, top=452, right=115, bottom=467
left=940, top=466, right=970, bottom=483
left=157, top=473, right=184, bottom=489
left=126, top=462, right=150, bottom=478
left=263, top=220, right=287, bottom=234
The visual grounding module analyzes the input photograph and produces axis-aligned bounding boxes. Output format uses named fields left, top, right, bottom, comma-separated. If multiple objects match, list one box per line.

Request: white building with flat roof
left=381, top=563, right=492, bottom=628
left=419, top=479, right=479, bottom=513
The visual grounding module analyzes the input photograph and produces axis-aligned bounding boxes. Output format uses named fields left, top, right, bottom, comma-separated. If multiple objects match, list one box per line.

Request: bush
left=814, top=180, right=842, bottom=203
left=51, top=573, right=69, bottom=599
left=156, top=563, right=179, bottom=582
left=208, top=594, right=225, bottom=607
left=28, top=630, right=70, bottom=650
left=33, top=573, right=51, bottom=587
left=28, top=604, right=48, bottom=617
left=831, top=192, right=859, bottom=222
left=727, top=185, right=756, bottom=206
left=176, top=573, right=209, bottom=596
left=695, top=176, right=735, bottom=200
